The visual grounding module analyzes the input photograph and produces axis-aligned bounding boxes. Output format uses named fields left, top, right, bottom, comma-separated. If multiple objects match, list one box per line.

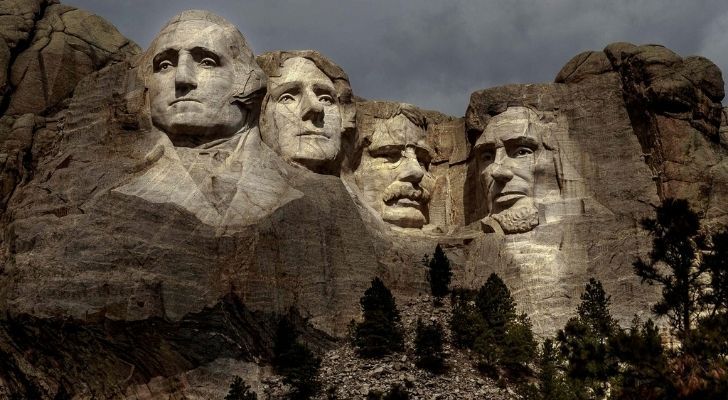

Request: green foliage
left=609, top=318, right=672, bottom=400
left=501, top=313, right=538, bottom=371
left=273, top=317, right=321, bottom=399
left=414, top=319, right=446, bottom=373
left=536, top=339, right=577, bottom=400
left=633, top=198, right=704, bottom=334
left=355, top=278, right=404, bottom=358
left=557, top=279, right=618, bottom=398
left=224, top=376, right=257, bottom=400
left=476, top=273, right=517, bottom=346
left=449, top=274, right=535, bottom=377
left=449, top=296, right=486, bottom=348
left=425, top=244, right=453, bottom=298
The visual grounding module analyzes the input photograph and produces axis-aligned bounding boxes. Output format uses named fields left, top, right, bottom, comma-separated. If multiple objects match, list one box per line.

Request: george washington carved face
left=143, top=11, right=263, bottom=147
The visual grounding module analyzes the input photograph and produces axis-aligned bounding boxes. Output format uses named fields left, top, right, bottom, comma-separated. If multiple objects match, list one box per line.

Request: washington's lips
left=296, top=130, right=330, bottom=139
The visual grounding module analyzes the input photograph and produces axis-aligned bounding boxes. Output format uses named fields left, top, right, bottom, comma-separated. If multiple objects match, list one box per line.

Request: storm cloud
left=65, top=0, right=728, bottom=115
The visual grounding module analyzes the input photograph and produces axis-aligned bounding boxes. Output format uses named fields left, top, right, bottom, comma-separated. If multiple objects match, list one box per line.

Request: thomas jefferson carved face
left=147, top=19, right=245, bottom=145
left=475, top=107, right=542, bottom=233
left=353, top=114, right=434, bottom=229
left=261, top=57, right=343, bottom=171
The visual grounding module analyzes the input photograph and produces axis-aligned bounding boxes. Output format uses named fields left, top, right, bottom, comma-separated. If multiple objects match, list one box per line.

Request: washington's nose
left=398, top=151, right=425, bottom=183
left=175, top=55, right=197, bottom=93
left=301, top=91, right=324, bottom=123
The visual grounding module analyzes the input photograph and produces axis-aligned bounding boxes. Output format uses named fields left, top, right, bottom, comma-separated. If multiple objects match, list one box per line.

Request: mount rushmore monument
left=0, top=1, right=727, bottom=398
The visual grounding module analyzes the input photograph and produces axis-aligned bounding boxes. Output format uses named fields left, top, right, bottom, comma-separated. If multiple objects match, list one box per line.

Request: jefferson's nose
left=175, top=54, right=197, bottom=92
left=397, top=148, right=425, bottom=183
left=301, top=90, right=324, bottom=122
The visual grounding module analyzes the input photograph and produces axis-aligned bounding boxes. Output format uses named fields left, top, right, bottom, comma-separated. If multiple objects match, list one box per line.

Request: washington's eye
left=158, top=60, right=174, bottom=70
left=514, top=147, right=534, bottom=157
left=278, top=93, right=296, bottom=104
left=318, top=95, right=334, bottom=105
left=199, top=57, right=217, bottom=68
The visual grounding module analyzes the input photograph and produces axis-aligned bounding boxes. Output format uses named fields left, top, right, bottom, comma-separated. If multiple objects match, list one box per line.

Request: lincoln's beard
left=491, top=197, right=539, bottom=234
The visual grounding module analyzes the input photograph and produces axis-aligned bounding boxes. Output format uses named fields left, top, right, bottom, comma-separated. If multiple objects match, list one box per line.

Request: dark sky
left=64, top=0, right=728, bottom=116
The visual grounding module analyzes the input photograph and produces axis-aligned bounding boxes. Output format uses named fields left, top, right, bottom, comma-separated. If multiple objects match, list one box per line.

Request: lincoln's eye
left=480, top=150, right=494, bottom=162
left=199, top=57, right=217, bottom=68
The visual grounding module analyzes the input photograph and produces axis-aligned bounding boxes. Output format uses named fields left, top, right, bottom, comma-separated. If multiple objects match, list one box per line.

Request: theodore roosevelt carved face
left=352, top=103, right=435, bottom=229
left=143, top=11, right=263, bottom=147
left=474, top=106, right=543, bottom=233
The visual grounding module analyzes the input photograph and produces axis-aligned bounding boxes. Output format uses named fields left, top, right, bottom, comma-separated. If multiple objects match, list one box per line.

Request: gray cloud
left=65, top=0, right=728, bottom=116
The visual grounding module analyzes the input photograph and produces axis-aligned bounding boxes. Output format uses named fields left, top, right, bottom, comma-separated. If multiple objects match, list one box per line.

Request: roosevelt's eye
left=318, top=95, right=334, bottom=105
left=514, top=147, right=534, bottom=157
left=158, top=60, right=174, bottom=71
left=278, top=93, right=296, bottom=104
left=199, top=57, right=217, bottom=68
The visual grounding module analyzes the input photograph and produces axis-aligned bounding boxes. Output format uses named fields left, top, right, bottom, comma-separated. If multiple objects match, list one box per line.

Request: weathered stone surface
left=0, top=3, right=726, bottom=398
left=5, top=3, right=139, bottom=115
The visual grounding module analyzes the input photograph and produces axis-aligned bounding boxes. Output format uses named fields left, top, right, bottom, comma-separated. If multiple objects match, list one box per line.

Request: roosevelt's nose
left=301, top=90, right=324, bottom=123
left=397, top=148, right=425, bottom=183
left=175, top=54, right=198, bottom=94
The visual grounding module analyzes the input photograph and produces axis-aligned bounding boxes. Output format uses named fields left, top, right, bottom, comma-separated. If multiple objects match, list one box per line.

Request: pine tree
left=355, top=278, right=404, bottom=358
left=225, top=376, right=258, bottom=400
left=609, top=318, right=672, bottom=400
left=449, top=295, right=486, bottom=348
left=475, top=273, right=516, bottom=346
left=536, top=339, right=576, bottom=400
left=273, top=316, right=321, bottom=399
left=557, top=279, right=618, bottom=398
left=414, top=318, right=446, bottom=373
left=501, top=313, right=538, bottom=373
left=426, top=244, right=453, bottom=299
left=633, top=198, right=704, bottom=335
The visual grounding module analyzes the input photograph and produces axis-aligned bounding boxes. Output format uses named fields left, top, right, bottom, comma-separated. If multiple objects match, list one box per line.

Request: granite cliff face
left=0, top=2, right=726, bottom=398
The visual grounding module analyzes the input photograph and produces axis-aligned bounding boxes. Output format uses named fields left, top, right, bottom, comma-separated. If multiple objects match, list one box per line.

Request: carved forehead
left=153, top=20, right=232, bottom=55
left=269, top=57, right=335, bottom=88
left=475, top=106, right=543, bottom=148
left=369, top=114, right=429, bottom=149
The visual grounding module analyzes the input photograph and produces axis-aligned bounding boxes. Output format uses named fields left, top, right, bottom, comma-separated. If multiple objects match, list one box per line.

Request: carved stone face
left=261, top=57, right=342, bottom=171
left=475, top=107, right=541, bottom=233
left=148, top=19, right=245, bottom=144
left=353, top=114, right=434, bottom=228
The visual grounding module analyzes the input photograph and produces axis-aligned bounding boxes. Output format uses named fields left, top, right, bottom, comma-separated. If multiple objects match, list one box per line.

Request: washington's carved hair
left=138, top=10, right=267, bottom=107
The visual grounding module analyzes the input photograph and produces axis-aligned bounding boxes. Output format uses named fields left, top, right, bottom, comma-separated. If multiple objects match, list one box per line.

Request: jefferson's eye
left=514, top=147, right=534, bottom=157
left=278, top=93, right=296, bottom=104
left=199, top=57, right=217, bottom=68
left=158, top=60, right=174, bottom=70
left=318, top=95, right=334, bottom=105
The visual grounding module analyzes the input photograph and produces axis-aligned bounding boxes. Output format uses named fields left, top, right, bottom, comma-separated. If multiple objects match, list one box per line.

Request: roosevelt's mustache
left=382, top=182, right=431, bottom=205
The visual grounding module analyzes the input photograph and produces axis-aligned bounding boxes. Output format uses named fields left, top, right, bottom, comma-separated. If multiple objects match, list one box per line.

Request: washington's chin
left=154, top=113, right=244, bottom=138
left=381, top=204, right=427, bottom=229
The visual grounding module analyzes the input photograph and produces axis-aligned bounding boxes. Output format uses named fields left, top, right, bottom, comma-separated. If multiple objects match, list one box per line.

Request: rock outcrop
left=0, top=2, right=726, bottom=398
